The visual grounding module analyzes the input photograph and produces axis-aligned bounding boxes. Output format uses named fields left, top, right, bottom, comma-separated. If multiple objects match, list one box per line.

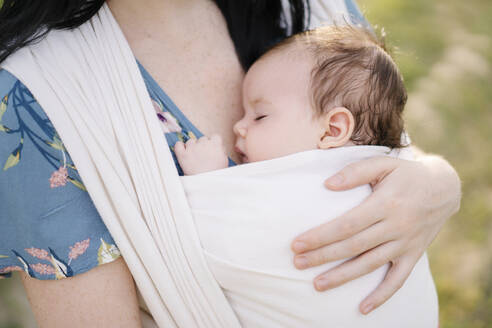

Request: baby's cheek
left=251, top=139, right=294, bottom=162
left=247, top=143, right=271, bottom=162
left=245, top=136, right=274, bottom=162
left=246, top=124, right=302, bottom=162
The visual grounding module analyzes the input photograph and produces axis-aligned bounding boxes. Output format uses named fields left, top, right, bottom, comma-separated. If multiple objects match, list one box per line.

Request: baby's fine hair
left=269, top=25, right=408, bottom=148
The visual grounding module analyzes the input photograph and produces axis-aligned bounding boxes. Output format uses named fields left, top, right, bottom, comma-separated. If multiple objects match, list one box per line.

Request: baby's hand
left=174, top=135, right=229, bottom=175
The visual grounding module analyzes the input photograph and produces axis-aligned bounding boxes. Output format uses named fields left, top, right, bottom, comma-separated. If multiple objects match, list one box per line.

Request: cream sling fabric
left=2, top=4, right=241, bottom=328
left=183, top=147, right=439, bottom=327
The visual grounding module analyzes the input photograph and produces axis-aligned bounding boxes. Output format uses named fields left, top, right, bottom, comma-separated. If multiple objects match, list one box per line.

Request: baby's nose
left=233, top=121, right=247, bottom=138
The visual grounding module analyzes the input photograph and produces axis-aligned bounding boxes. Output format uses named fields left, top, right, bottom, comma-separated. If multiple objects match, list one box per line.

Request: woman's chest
left=121, top=1, right=245, bottom=160
left=141, top=40, right=244, bottom=142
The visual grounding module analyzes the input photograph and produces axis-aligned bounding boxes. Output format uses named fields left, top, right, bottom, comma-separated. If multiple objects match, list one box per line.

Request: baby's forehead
left=247, top=45, right=313, bottom=85
left=243, top=46, right=314, bottom=105
left=246, top=48, right=311, bottom=87
left=260, top=41, right=310, bottom=66
left=245, top=45, right=316, bottom=99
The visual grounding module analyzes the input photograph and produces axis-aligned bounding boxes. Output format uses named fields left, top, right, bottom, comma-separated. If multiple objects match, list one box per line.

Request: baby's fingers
left=185, top=138, right=196, bottom=147
left=174, top=141, right=185, bottom=154
left=197, top=136, right=210, bottom=144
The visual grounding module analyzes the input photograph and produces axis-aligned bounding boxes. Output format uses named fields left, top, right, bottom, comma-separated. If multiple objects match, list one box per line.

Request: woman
left=0, top=0, right=460, bottom=326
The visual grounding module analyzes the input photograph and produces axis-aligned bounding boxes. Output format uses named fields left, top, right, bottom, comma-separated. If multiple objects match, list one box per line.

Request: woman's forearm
left=411, top=145, right=461, bottom=218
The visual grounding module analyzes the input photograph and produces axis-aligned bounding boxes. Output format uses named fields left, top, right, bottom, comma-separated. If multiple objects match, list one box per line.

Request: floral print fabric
left=0, top=63, right=234, bottom=280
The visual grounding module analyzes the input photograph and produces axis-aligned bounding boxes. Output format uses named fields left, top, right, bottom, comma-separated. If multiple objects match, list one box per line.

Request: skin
left=20, top=0, right=461, bottom=325
left=175, top=49, right=356, bottom=173
left=21, top=258, right=141, bottom=328
left=233, top=51, right=328, bottom=163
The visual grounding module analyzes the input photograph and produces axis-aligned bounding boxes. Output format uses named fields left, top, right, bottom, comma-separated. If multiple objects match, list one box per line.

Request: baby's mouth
left=234, top=146, right=248, bottom=163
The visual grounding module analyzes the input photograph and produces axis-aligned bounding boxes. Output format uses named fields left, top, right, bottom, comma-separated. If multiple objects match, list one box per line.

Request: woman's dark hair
left=0, top=0, right=106, bottom=64
left=214, top=0, right=310, bottom=68
left=0, top=0, right=309, bottom=70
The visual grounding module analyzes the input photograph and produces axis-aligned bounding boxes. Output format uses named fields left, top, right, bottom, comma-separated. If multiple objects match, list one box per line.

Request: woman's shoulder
left=0, top=68, right=120, bottom=280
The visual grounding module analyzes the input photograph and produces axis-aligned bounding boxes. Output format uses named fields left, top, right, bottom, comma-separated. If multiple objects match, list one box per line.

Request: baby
left=174, top=25, right=407, bottom=174
left=173, top=26, right=439, bottom=326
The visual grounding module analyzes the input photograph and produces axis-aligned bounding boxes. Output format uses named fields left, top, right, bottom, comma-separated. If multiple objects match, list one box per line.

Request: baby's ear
left=317, top=107, right=355, bottom=149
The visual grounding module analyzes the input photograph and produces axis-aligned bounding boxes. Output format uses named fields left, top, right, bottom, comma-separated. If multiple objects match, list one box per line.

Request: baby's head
left=233, top=25, right=407, bottom=163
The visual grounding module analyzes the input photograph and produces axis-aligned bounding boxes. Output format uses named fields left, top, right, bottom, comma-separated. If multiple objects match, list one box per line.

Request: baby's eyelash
left=255, top=115, right=267, bottom=121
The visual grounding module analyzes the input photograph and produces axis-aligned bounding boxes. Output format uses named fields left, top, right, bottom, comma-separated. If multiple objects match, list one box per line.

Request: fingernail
left=314, top=278, right=329, bottom=291
left=361, top=303, right=373, bottom=315
left=292, top=241, right=307, bottom=253
left=294, top=256, right=309, bottom=269
left=326, top=173, right=344, bottom=187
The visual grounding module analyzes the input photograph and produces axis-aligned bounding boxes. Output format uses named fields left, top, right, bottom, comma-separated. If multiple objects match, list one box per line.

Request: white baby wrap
left=2, top=3, right=438, bottom=328
left=183, top=147, right=439, bottom=327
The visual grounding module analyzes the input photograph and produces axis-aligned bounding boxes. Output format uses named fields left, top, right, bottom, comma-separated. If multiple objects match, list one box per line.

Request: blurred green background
left=361, top=0, right=492, bottom=327
left=1, top=0, right=491, bottom=327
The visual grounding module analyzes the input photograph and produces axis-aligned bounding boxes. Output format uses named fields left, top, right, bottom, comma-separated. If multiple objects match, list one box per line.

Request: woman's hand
left=291, top=152, right=461, bottom=314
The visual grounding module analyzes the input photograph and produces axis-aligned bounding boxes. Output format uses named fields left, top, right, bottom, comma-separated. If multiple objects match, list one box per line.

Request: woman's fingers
left=359, top=254, right=418, bottom=314
left=325, top=156, right=400, bottom=191
left=292, top=193, right=383, bottom=254
left=292, top=157, right=403, bottom=255
left=313, top=241, right=399, bottom=291
left=293, top=221, right=389, bottom=269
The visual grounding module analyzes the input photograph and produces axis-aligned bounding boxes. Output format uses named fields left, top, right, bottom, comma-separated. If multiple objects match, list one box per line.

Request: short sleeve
left=0, top=68, right=121, bottom=280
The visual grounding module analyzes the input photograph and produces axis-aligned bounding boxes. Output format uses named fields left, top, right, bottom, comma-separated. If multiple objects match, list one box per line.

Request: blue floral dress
left=0, top=63, right=235, bottom=280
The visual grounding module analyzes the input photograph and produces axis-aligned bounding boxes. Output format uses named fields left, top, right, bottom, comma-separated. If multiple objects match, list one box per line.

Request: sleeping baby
left=174, top=25, right=407, bottom=174
left=175, top=26, right=438, bottom=327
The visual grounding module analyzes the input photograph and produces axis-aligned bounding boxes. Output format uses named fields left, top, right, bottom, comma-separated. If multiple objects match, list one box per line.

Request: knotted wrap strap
left=2, top=4, right=241, bottom=328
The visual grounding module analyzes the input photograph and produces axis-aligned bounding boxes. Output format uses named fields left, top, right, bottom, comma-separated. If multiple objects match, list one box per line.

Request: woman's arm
left=21, top=257, right=142, bottom=328
left=291, top=149, right=461, bottom=314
